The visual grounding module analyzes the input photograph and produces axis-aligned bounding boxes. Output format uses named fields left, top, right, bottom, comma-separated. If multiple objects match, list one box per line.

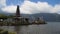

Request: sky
left=0, top=0, right=60, bottom=14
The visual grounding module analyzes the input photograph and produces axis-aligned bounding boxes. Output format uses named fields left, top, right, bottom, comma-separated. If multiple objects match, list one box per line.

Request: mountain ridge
left=0, top=12, right=60, bottom=22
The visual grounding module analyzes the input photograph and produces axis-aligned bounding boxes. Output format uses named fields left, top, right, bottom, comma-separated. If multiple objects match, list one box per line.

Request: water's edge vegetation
left=0, top=29, right=17, bottom=34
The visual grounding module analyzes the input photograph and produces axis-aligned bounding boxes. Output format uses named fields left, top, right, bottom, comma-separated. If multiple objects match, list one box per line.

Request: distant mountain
left=21, top=13, right=60, bottom=22
left=0, top=12, right=60, bottom=22
left=30, top=13, right=60, bottom=22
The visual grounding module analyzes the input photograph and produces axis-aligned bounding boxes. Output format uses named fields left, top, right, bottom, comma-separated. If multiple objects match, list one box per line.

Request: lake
left=0, top=22, right=60, bottom=34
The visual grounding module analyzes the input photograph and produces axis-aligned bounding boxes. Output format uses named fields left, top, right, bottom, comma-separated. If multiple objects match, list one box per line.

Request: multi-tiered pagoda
left=16, top=5, right=20, bottom=17
left=15, top=5, right=29, bottom=25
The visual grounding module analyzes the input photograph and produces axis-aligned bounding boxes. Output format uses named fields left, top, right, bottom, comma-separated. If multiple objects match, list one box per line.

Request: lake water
left=0, top=22, right=60, bottom=34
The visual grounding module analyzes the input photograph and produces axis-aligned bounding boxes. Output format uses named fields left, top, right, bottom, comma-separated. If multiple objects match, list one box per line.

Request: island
left=0, top=5, right=47, bottom=26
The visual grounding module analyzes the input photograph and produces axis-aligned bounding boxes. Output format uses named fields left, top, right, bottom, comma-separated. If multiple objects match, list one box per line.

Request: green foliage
left=7, top=15, right=15, bottom=18
left=0, top=29, right=17, bottom=34
left=0, top=14, right=7, bottom=19
left=0, top=14, right=15, bottom=18
left=8, top=31, right=17, bottom=34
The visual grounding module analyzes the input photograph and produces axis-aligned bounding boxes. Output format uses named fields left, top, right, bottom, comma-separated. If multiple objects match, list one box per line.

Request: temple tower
left=16, top=5, right=20, bottom=17
left=15, top=5, right=21, bottom=24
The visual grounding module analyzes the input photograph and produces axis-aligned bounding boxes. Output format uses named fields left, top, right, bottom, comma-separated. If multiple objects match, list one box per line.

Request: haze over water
left=0, top=22, right=60, bottom=34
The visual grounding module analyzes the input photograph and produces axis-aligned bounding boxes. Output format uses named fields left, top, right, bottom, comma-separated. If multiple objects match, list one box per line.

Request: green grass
left=0, top=29, right=17, bottom=34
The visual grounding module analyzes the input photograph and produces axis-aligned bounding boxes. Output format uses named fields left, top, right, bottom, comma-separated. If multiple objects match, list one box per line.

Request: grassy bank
left=0, top=29, right=17, bottom=34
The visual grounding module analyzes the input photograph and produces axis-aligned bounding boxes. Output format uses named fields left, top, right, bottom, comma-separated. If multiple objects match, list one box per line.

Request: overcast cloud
left=0, top=0, right=60, bottom=14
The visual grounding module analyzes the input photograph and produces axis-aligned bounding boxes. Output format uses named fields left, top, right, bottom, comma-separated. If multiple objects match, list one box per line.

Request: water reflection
left=0, top=22, right=60, bottom=34
left=15, top=26, right=20, bottom=34
left=14, top=26, right=29, bottom=34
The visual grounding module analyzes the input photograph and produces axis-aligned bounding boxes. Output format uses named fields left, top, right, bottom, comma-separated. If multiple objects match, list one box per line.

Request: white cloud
left=1, top=0, right=60, bottom=14
left=21, top=1, right=50, bottom=14
left=2, top=5, right=17, bottom=13
left=52, top=4, right=60, bottom=14
left=20, top=1, right=59, bottom=14
left=0, top=0, right=6, bottom=7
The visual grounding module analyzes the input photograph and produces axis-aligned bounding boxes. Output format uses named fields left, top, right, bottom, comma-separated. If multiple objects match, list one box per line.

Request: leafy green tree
left=0, top=14, right=7, bottom=19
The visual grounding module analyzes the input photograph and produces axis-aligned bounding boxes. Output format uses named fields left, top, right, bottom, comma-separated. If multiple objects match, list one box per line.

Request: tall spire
left=16, top=5, right=20, bottom=17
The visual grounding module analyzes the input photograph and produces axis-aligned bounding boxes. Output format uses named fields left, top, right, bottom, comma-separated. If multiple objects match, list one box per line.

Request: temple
left=15, top=5, right=29, bottom=25
left=16, top=5, right=20, bottom=17
left=14, top=5, right=46, bottom=25
left=0, top=5, right=46, bottom=26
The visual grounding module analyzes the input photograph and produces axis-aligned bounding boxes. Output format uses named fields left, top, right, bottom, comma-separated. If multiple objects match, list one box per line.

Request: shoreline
left=0, top=22, right=47, bottom=26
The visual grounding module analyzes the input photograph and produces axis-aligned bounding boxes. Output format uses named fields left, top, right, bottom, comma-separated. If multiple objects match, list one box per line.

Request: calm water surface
left=0, top=22, right=60, bottom=34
